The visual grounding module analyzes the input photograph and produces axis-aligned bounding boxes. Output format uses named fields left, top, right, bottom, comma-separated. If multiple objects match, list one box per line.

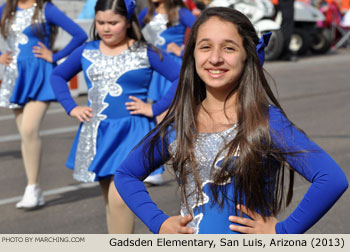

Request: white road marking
left=0, top=182, right=99, bottom=206
left=0, top=107, right=65, bottom=121
left=0, top=126, right=78, bottom=143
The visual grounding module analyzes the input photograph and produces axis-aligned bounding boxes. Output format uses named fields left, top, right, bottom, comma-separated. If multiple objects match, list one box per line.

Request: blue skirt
left=0, top=57, right=56, bottom=108
left=66, top=115, right=153, bottom=182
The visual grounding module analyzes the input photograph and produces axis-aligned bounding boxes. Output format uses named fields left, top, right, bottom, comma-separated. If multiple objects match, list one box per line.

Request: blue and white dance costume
left=138, top=7, right=196, bottom=103
left=114, top=106, right=348, bottom=234
left=50, top=41, right=180, bottom=182
left=0, top=2, right=87, bottom=108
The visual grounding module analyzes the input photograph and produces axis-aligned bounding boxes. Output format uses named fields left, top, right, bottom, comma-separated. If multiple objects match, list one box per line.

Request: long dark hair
left=91, top=0, right=144, bottom=43
left=143, top=0, right=186, bottom=28
left=145, top=7, right=299, bottom=218
left=1, top=0, right=58, bottom=49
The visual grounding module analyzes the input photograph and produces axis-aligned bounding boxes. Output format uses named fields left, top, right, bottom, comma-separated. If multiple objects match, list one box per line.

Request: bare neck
left=196, top=92, right=238, bottom=133
left=155, top=3, right=166, bottom=14
left=17, top=0, right=37, bottom=9
left=99, top=38, right=134, bottom=56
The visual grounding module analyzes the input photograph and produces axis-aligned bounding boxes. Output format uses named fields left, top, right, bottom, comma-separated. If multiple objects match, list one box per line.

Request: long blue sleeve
left=0, top=4, right=4, bottom=18
left=50, top=44, right=85, bottom=114
left=0, top=4, right=5, bottom=56
left=147, top=46, right=180, bottom=116
left=178, top=8, right=196, bottom=57
left=269, top=106, right=348, bottom=233
left=45, top=2, right=87, bottom=63
left=114, top=129, right=171, bottom=233
left=179, top=8, right=196, bottom=28
left=138, top=7, right=148, bottom=28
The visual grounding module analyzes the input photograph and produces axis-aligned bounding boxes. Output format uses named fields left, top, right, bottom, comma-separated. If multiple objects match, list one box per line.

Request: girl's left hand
left=229, top=204, right=278, bottom=234
left=33, top=41, right=53, bottom=62
left=125, top=96, right=153, bottom=117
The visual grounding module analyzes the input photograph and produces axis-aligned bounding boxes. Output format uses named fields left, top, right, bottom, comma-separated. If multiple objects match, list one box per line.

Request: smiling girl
left=114, top=7, right=348, bottom=234
left=50, top=0, right=181, bottom=233
left=0, top=0, right=87, bottom=209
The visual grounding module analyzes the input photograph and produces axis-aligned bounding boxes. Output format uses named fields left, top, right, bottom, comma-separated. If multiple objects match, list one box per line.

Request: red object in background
left=323, top=2, right=343, bottom=27
left=185, top=28, right=190, bottom=44
left=185, top=0, right=197, bottom=10
left=184, top=0, right=198, bottom=44
left=69, top=75, right=78, bottom=90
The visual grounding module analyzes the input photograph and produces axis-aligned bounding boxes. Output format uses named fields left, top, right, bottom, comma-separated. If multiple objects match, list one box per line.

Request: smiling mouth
left=208, top=69, right=225, bottom=74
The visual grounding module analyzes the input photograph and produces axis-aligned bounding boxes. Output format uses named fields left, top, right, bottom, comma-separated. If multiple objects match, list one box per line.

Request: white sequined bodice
left=169, top=124, right=238, bottom=233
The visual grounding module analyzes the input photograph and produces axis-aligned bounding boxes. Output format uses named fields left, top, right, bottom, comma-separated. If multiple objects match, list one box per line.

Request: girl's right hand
left=0, top=52, right=13, bottom=66
left=158, top=215, right=194, bottom=234
left=166, top=43, right=184, bottom=57
left=70, top=106, right=93, bottom=122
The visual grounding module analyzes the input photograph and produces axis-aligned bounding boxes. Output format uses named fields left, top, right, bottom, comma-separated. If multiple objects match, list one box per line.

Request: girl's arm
left=50, top=44, right=84, bottom=114
left=269, top=106, right=348, bottom=234
left=138, top=7, right=148, bottom=28
left=45, top=2, right=88, bottom=63
left=114, top=130, right=171, bottom=233
left=179, top=8, right=197, bottom=28
left=174, top=8, right=196, bottom=57
left=0, top=3, right=4, bottom=18
left=147, top=46, right=180, bottom=116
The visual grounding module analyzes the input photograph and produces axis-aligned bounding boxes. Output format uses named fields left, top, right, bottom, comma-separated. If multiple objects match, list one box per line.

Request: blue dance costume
left=51, top=41, right=180, bottom=182
left=114, top=106, right=348, bottom=234
left=0, top=2, right=87, bottom=108
left=138, top=7, right=196, bottom=102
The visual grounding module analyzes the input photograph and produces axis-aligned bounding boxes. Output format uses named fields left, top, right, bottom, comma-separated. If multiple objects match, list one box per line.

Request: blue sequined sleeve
left=114, top=105, right=348, bottom=234
left=45, top=2, right=87, bottom=63
left=269, top=106, right=348, bottom=233
left=147, top=46, right=180, bottom=116
left=50, top=44, right=85, bottom=114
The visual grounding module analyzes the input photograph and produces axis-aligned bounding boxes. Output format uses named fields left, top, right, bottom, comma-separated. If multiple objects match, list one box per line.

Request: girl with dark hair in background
left=0, top=0, right=87, bottom=209
left=50, top=0, right=181, bottom=233
left=138, top=0, right=196, bottom=184
left=114, top=7, right=348, bottom=233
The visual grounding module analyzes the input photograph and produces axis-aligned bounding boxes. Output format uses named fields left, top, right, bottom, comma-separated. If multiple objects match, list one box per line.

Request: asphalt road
left=0, top=50, right=349, bottom=234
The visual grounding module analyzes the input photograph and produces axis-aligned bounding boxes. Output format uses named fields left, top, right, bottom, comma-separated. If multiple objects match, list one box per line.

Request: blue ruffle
left=10, top=57, right=56, bottom=105
left=66, top=115, right=153, bottom=180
